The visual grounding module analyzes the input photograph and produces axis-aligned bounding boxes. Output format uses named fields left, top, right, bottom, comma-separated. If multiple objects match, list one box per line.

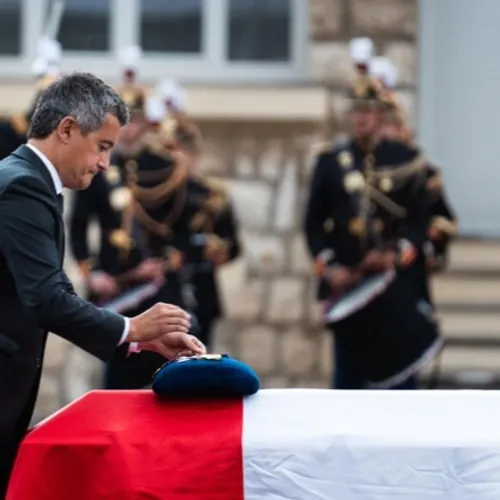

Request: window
left=140, top=0, right=203, bottom=54
left=48, top=0, right=111, bottom=52
left=0, top=0, right=22, bottom=55
left=0, top=0, right=307, bottom=83
left=227, top=0, right=291, bottom=62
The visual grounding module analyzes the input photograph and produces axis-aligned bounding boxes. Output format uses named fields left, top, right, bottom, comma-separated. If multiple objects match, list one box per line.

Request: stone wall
left=33, top=0, right=419, bottom=422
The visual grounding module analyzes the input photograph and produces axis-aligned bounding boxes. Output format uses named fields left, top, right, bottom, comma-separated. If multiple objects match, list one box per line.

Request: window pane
left=0, top=0, right=21, bottom=55
left=228, top=0, right=291, bottom=62
left=49, top=0, right=110, bottom=52
left=140, top=0, right=202, bottom=53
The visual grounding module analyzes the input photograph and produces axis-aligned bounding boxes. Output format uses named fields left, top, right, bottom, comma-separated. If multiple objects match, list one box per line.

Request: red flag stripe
left=7, top=391, right=244, bottom=500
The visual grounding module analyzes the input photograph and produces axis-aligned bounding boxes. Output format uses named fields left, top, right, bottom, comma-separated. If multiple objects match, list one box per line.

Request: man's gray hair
left=28, top=72, right=129, bottom=139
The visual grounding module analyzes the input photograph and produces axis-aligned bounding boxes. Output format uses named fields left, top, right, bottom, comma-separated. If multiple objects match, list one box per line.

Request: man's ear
left=57, top=116, right=77, bottom=144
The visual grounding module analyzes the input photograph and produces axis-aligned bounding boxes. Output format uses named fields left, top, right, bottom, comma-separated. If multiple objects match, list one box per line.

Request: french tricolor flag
left=7, top=389, right=500, bottom=499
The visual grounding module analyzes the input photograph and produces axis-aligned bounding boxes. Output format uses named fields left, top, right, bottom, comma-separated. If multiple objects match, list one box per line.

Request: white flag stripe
left=243, top=389, right=500, bottom=499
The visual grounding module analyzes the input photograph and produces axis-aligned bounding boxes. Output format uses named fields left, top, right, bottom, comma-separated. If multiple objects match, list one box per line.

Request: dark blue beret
left=152, top=354, right=260, bottom=398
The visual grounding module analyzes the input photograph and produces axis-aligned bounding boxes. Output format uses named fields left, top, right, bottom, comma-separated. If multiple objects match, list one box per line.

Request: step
left=439, top=312, right=500, bottom=339
left=432, top=277, right=500, bottom=304
left=422, top=346, right=500, bottom=373
left=436, top=302, right=500, bottom=314
left=448, top=241, right=500, bottom=271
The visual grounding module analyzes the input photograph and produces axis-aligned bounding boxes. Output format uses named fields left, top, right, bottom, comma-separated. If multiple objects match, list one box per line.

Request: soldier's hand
left=88, top=271, right=120, bottom=297
left=128, top=303, right=191, bottom=343
left=362, top=250, right=395, bottom=271
left=134, top=258, right=165, bottom=281
left=328, top=266, right=359, bottom=290
left=140, top=333, right=206, bottom=359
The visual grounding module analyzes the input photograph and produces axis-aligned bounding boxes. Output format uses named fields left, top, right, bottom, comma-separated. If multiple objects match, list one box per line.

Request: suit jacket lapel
left=11, top=145, right=65, bottom=261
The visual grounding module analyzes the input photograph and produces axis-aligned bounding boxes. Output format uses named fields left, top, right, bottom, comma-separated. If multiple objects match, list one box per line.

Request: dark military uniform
left=0, top=114, right=29, bottom=161
left=133, top=137, right=238, bottom=350
left=185, top=179, right=241, bottom=349
left=68, top=152, right=161, bottom=389
left=304, top=137, right=443, bottom=389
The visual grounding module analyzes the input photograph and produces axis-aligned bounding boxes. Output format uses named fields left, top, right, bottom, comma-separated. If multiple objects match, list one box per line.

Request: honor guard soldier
left=116, top=45, right=147, bottom=117
left=304, top=76, right=443, bottom=390
left=132, top=95, right=239, bottom=350
left=0, top=37, right=61, bottom=160
left=373, top=60, right=458, bottom=305
left=164, top=115, right=241, bottom=349
left=68, top=95, right=169, bottom=389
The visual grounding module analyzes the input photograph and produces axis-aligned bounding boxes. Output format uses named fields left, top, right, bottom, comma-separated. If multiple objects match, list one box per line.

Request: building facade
left=0, top=0, right=419, bottom=420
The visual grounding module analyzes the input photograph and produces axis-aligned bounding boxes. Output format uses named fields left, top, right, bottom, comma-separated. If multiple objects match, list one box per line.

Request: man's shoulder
left=0, top=155, right=48, bottom=197
left=378, top=139, right=422, bottom=163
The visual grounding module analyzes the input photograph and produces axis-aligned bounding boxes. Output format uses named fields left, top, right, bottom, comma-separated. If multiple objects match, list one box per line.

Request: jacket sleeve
left=214, top=201, right=241, bottom=262
left=303, top=153, right=334, bottom=260
left=0, top=177, right=124, bottom=361
left=401, top=168, right=432, bottom=249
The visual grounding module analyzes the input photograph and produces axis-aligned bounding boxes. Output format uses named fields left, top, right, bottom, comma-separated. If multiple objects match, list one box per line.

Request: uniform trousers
left=328, top=272, right=440, bottom=390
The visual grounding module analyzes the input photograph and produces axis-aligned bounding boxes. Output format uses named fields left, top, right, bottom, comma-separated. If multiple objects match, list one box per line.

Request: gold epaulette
left=10, top=113, right=29, bottom=136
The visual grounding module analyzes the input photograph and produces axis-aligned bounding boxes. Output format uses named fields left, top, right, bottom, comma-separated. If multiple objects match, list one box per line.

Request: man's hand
left=88, top=271, right=120, bottom=297
left=133, top=258, right=165, bottom=281
left=128, top=303, right=191, bottom=343
left=140, top=332, right=206, bottom=359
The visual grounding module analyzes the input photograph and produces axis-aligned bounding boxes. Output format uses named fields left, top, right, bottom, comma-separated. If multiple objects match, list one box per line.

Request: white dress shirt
left=26, top=143, right=134, bottom=348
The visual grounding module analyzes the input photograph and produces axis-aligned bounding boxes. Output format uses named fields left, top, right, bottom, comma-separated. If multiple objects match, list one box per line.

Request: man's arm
left=0, top=177, right=125, bottom=361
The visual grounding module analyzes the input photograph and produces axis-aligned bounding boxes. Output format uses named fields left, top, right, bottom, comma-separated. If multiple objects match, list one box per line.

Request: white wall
left=418, top=0, right=500, bottom=238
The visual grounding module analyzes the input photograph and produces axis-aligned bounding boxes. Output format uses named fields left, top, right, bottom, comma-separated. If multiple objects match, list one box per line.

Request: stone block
left=212, top=320, right=237, bottom=353
left=330, top=92, right=352, bottom=124
left=34, top=375, right=62, bottom=420
left=383, top=42, right=417, bottom=87
left=320, top=331, right=334, bottom=378
left=292, top=378, right=330, bottom=389
left=226, top=179, right=274, bottom=228
left=281, top=327, right=318, bottom=376
left=243, top=231, right=287, bottom=273
left=44, top=334, right=71, bottom=371
left=219, top=259, right=266, bottom=320
left=266, top=277, right=306, bottom=322
left=197, top=142, right=231, bottom=176
left=351, top=0, right=417, bottom=37
left=273, top=159, right=298, bottom=232
left=290, top=234, right=312, bottom=274
left=310, top=0, right=345, bottom=40
left=309, top=42, right=356, bottom=85
left=60, top=347, right=102, bottom=404
left=258, top=139, right=285, bottom=181
left=261, top=376, right=291, bottom=389
left=238, top=324, right=279, bottom=374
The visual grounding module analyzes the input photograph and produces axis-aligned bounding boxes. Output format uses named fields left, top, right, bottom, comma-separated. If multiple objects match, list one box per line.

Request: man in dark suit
left=0, top=72, right=205, bottom=496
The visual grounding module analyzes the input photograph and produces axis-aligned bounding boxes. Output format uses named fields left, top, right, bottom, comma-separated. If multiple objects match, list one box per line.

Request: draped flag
left=7, top=389, right=500, bottom=499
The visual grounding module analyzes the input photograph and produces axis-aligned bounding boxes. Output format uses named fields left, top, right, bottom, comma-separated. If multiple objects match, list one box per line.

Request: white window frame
left=0, top=0, right=309, bottom=84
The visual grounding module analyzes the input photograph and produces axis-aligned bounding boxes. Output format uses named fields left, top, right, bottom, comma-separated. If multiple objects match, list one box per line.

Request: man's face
left=59, top=113, right=122, bottom=190
left=349, top=107, right=379, bottom=138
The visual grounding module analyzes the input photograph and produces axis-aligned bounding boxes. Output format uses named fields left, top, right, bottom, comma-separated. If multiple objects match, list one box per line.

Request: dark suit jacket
left=0, top=145, right=125, bottom=445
